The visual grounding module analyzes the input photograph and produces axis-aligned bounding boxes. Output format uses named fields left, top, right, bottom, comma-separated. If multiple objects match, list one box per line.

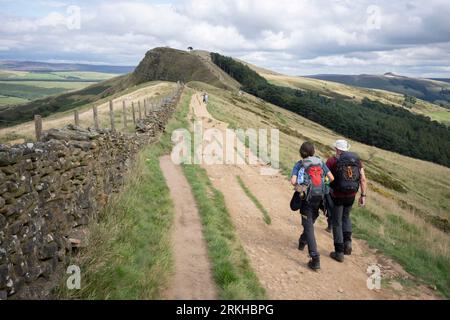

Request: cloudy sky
left=1, top=0, right=449, bottom=77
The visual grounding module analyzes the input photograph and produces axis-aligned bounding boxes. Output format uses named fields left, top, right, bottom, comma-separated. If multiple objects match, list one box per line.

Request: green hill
left=310, top=73, right=450, bottom=107
left=210, top=52, right=450, bottom=168
left=0, top=47, right=236, bottom=128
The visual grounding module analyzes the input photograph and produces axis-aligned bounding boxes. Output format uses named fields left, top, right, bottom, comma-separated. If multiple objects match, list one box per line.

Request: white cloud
left=0, top=0, right=449, bottom=77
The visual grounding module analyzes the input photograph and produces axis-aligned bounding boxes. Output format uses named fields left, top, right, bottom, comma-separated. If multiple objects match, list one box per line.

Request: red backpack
left=302, top=157, right=326, bottom=201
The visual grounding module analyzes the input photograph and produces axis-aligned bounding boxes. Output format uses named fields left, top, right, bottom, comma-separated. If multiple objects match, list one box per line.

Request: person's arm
left=290, top=161, right=301, bottom=186
left=291, top=175, right=298, bottom=186
left=326, top=172, right=334, bottom=183
left=323, top=162, right=334, bottom=183
left=359, top=167, right=367, bottom=207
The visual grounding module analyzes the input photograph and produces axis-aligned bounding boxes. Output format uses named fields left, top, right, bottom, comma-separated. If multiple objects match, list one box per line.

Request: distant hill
left=309, top=73, right=450, bottom=107
left=429, top=78, right=450, bottom=84
left=0, top=60, right=135, bottom=74
left=0, top=47, right=237, bottom=127
left=211, top=52, right=450, bottom=167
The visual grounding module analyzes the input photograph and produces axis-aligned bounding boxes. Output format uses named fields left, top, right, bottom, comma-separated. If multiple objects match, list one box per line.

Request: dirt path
left=159, top=155, right=217, bottom=300
left=189, top=93, right=438, bottom=300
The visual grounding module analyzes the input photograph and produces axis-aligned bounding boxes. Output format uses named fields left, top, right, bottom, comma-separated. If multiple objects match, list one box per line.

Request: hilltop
left=0, top=47, right=236, bottom=127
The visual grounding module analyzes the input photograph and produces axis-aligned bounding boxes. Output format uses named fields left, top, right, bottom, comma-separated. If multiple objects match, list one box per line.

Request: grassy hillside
left=131, top=47, right=238, bottom=90
left=0, top=48, right=234, bottom=128
left=310, top=73, right=450, bottom=107
left=0, top=81, right=176, bottom=144
left=189, top=81, right=450, bottom=297
left=0, top=73, right=136, bottom=126
left=211, top=53, right=450, bottom=168
left=261, top=73, right=450, bottom=125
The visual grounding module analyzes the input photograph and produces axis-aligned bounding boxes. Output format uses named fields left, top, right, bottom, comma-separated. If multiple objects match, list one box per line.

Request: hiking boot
left=298, top=240, right=307, bottom=251
left=330, top=251, right=344, bottom=263
left=344, top=241, right=352, bottom=255
left=308, top=256, right=321, bottom=270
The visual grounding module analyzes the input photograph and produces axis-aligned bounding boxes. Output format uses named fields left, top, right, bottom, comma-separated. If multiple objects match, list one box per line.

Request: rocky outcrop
left=0, top=91, right=180, bottom=299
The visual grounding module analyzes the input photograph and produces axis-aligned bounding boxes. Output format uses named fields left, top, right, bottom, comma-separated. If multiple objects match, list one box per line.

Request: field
left=261, top=73, right=450, bottom=125
left=189, top=81, right=450, bottom=297
left=0, top=70, right=120, bottom=107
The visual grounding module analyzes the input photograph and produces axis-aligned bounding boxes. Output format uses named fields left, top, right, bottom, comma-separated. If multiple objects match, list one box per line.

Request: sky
left=1, top=0, right=449, bottom=77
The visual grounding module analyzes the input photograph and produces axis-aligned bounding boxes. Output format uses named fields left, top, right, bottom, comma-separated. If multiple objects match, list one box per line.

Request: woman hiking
left=326, top=140, right=367, bottom=262
left=291, top=142, right=334, bottom=270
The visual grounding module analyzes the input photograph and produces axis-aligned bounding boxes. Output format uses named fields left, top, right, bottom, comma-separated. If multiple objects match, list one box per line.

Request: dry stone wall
left=0, top=91, right=180, bottom=299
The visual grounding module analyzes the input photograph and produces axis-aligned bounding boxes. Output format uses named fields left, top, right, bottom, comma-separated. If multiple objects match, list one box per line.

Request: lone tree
left=187, top=46, right=193, bottom=51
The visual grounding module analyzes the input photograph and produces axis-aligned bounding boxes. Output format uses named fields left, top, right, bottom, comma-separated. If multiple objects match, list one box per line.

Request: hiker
left=290, top=142, right=334, bottom=270
left=326, top=139, right=367, bottom=262
left=204, top=93, right=209, bottom=104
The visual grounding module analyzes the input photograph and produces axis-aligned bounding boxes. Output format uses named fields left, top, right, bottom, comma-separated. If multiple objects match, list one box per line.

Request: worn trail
left=188, top=92, right=437, bottom=300
left=160, top=155, right=217, bottom=300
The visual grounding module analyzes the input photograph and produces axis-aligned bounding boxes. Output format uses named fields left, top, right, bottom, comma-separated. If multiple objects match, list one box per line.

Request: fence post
left=74, top=110, right=80, bottom=126
left=93, top=105, right=99, bottom=130
left=138, top=101, right=142, bottom=120
left=122, top=100, right=127, bottom=129
left=144, top=99, right=148, bottom=117
left=132, top=102, right=136, bottom=125
left=34, top=115, right=42, bottom=141
left=109, top=100, right=115, bottom=132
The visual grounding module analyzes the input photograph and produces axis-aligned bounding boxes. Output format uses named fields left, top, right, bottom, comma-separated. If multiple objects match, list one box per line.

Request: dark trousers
left=299, top=196, right=321, bottom=258
left=331, top=196, right=355, bottom=252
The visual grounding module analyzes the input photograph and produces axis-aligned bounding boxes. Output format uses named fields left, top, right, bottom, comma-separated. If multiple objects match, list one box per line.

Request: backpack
left=301, top=157, right=327, bottom=201
left=334, top=152, right=361, bottom=193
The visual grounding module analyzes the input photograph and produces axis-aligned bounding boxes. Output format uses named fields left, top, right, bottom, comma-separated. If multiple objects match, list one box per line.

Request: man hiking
left=291, top=142, right=334, bottom=270
left=326, top=139, right=367, bottom=262
left=202, top=92, right=209, bottom=104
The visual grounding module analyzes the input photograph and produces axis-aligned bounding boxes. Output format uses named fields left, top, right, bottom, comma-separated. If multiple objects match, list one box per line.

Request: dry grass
left=0, top=81, right=176, bottom=144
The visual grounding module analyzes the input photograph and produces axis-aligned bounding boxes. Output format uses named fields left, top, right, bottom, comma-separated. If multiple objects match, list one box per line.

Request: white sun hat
left=333, top=139, right=351, bottom=152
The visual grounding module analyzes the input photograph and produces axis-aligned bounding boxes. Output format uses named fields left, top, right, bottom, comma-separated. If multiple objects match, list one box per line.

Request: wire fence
left=32, top=81, right=184, bottom=141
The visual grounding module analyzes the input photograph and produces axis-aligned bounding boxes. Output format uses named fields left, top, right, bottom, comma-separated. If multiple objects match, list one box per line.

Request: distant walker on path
left=202, top=92, right=209, bottom=104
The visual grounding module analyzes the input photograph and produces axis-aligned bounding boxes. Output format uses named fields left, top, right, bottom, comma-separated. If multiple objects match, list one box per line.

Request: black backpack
left=334, top=152, right=361, bottom=193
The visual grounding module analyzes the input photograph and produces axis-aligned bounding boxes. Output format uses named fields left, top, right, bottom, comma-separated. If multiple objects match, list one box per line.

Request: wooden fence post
left=122, top=100, right=127, bottom=129
left=109, top=100, right=115, bottom=132
left=138, top=101, right=142, bottom=120
left=132, top=102, right=136, bottom=125
left=74, top=110, right=80, bottom=126
left=34, top=115, right=42, bottom=141
left=144, top=99, right=148, bottom=117
left=93, top=105, right=99, bottom=130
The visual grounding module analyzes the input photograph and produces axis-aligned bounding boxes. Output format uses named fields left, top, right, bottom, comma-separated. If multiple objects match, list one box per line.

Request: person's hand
left=358, top=195, right=366, bottom=207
